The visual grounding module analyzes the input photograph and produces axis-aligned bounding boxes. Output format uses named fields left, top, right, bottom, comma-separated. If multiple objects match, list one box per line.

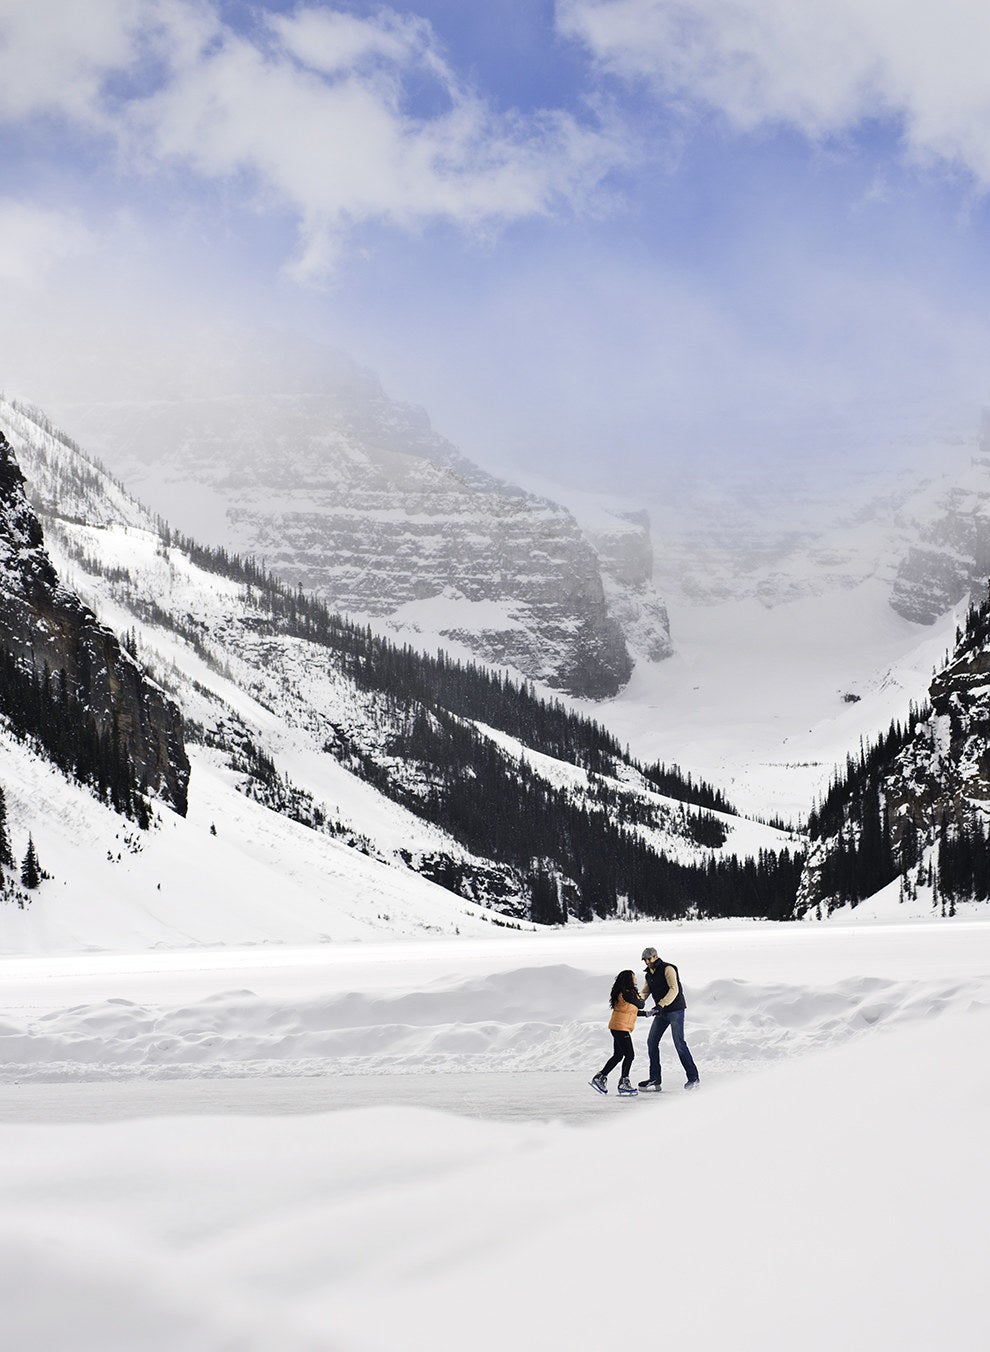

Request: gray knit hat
left=641, top=946, right=658, bottom=961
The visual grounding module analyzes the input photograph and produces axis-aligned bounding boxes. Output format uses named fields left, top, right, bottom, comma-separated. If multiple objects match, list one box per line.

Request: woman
left=589, top=969, right=646, bottom=1096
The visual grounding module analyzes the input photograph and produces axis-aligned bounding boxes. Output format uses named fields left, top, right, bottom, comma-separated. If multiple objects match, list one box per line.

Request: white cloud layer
left=0, top=199, right=91, bottom=285
left=0, top=0, right=146, bottom=123
left=559, top=0, right=990, bottom=182
left=0, top=1, right=623, bottom=282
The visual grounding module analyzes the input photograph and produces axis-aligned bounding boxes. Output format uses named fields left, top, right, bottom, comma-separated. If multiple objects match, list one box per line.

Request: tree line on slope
left=170, top=528, right=736, bottom=804
left=934, top=815, right=990, bottom=909
left=805, top=704, right=930, bottom=910
left=39, top=516, right=797, bottom=920
left=805, top=585, right=990, bottom=913
left=0, top=645, right=151, bottom=827
left=170, top=537, right=803, bottom=919
left=341, top=704, right=801, bottom=922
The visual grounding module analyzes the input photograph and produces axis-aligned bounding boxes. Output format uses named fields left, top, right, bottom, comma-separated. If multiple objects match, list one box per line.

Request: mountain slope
left=890, top=424, right=990, bottom=623
left=797, top=585, right=990, bottom=918
left=0, top=429, right=188, bottom=817
left=53, top=355, right=673, bottom=697
left=0, top=397, right=800, bottom=946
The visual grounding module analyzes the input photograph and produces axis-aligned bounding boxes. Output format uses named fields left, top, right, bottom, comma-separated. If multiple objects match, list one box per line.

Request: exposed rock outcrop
left=795, top=593, right=990, bottom=917
left=49, top=364, right=657, bottom=698
left=567, top=508, right=671, bottom=663
left=0, top=430, right=189, bottom=814
left=890, top=446, right=990, bottom=624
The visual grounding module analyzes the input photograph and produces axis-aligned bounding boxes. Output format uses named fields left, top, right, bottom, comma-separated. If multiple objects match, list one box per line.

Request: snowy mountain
left=0, top=429, right=188, bottom=816
left=55, top=353, right=672, bottom=699
left=649, top=460, right=926, bottom=612
left=890, top=419, right=990, bottom=623
left=646, top=419, right=990, bottom=626
left=0, top=397, right=798, bottom=950
left=585, top=426, right=978, bottom=826
left=796, top=586, right=990, bottom=919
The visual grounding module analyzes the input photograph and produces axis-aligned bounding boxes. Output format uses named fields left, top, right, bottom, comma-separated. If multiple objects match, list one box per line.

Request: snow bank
left=2, top=963, right=987, bottom=1083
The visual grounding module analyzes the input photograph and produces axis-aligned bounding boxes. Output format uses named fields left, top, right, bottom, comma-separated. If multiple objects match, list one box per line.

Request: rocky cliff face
left=221, top=426, right=633, bottom=698
left=890, top=433, right=990, bottom=624
left=795, top=593, right=990, bottom=917
left=564, top=507, right=671, bottom=663
left=884, top=614, right=990, bottom=832
left=50, top=363, right=665, bottom=698
left=0, top=429, right=189, bottom=815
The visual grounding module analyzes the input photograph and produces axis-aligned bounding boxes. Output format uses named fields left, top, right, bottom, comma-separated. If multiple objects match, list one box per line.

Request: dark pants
left=600, top=1029, right=634, bottom=1079
left=647, top=1008, right=698, bottom=1084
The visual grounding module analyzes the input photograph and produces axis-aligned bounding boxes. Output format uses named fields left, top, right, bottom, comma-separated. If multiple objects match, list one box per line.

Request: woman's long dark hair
left=609, top=969, right=639, bottom=1009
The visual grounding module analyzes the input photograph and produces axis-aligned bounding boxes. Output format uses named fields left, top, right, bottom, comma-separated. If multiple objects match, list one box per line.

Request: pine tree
left=0, top=784, right=13, bottom=871
left=528, top=868, right=564, bottom=925
left=21, top=835, right=41, bottom=889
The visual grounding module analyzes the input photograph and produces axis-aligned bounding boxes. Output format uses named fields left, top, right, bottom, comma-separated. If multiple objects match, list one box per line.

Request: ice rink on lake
left=2, top=919, right=989, bottom=1351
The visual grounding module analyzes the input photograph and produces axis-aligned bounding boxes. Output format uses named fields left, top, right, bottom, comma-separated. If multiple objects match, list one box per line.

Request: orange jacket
left=608, top=994, right=642, bottom=1032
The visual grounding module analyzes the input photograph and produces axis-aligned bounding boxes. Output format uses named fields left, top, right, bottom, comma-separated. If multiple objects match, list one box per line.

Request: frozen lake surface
left=0, top=1068, right=693, bottom=1124
left=2, top=920, right=989, bottom=1351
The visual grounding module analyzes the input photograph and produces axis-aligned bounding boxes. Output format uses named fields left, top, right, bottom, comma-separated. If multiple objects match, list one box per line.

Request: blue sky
left=4, top=1, right=990, bottom=495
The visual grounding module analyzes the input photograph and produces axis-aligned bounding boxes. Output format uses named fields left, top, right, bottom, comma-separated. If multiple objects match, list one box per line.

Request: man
left=638, top=946, right=700, bottom=1091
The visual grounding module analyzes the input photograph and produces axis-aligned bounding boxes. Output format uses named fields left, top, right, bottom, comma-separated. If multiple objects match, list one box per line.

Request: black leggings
left=600, top=1029, right=634, bottom=1079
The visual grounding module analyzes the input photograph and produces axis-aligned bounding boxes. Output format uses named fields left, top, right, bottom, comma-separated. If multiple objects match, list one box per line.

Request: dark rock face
left=795, top=605, right=990, bottom=916
left=0, top=433, right=189, bottom=815
left=890, top=514, right=990, bottom=624
left=230, top=467, right=633, bottom=697
left=896, top=643, right=990, bottom=819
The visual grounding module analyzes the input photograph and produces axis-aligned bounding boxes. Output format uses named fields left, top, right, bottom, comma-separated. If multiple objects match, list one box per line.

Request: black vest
left=646, top=960, right=686, bottom=1012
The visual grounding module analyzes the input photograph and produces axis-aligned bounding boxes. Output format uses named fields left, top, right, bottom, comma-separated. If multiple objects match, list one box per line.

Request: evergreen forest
left=0, top=645, right=150, bottom=826
left=167, top=533, right=802, bottom=922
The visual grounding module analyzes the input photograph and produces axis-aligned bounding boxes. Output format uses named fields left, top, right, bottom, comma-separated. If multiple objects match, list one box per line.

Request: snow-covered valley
left=2, top=398, right=989, bottom=1351
left=0, top=397, right=803, bottom=948
left=9, top=6, right=990, bottom=1347
left=589, top=577, right=962, bottom=823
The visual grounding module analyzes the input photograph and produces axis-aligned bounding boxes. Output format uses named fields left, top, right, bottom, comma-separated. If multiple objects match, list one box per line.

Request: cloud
left=138, top=6, right=625, bottom=282
left=0, top=0, right=146, bottom=123
left=558, top=0, right=990, bottom=183
left=269, top=7, right=438, bottom=78
left=0, top=200, right=91, bottom=285
left=0, top=2, right=625, bottom=283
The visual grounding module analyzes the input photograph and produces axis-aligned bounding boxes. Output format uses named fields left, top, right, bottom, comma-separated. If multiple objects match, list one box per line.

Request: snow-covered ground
left=0, top=728, right=510, bottom=954
left=582, top=579, right=962, bottom=823
left=2, top=920, right=988, bottom=1350
left=1, top=398, right=987, bottom=1348
left=372, top=527, right=961, bottom=827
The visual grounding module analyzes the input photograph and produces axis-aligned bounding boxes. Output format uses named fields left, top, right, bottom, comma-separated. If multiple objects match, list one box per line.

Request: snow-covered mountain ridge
left=645, top=419, right=990, bottom=627
left=54, top=359, right=673, bottom=697
left=890, top=427, right=990, bottom=623
left=0, top=398, right=797, bottom=950
left=796, top=585, right=990, bottom=919
left=0, top=429, right=188, bottom=817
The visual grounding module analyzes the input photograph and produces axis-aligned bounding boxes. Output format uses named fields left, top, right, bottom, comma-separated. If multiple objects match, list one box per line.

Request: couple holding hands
left=590, top=946, right=700, bottom=1097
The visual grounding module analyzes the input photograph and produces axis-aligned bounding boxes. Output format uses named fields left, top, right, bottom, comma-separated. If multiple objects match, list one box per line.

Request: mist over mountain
left=43, top=344, right=671, bottom=700
left=635, top=418, right=979, bottom=622
left=13, top=317, right=990, bottom=841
